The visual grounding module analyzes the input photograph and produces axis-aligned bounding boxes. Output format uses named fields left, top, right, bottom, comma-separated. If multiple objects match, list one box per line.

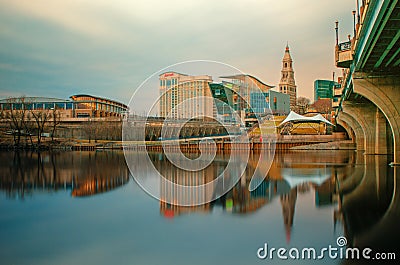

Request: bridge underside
left=336, top=73, right=398, bottom=164
left=335, top=1, right=400, bottom=165
left=358, top=1, right=400, bottom=72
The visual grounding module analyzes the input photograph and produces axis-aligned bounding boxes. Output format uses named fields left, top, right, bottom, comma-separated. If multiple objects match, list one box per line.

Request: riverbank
left=290, top=140, right=356, bottom=150
left=0, top=132, right=349, bottom=151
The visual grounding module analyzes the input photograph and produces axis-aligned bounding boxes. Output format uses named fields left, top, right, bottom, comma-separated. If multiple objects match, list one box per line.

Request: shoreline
left=0, top=138, right=355, bottom=152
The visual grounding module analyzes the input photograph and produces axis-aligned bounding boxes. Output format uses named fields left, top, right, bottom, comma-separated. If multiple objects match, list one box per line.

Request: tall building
left=279, top=44, right=297, bottom=109
left=220, top=74, right=274, bottom=121
left=249, top=90, right=290, bottom=116
left=159, top=72, right=213, bottom=119
left=314, top=80, right=337, bottom=102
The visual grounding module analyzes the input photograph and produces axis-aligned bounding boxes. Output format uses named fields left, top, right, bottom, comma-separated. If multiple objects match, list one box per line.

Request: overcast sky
left=0, top=0, right=356, bottom=112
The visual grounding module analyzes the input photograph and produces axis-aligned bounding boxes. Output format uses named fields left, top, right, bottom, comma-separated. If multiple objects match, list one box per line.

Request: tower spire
left=279, top=43, right=297, bottom=110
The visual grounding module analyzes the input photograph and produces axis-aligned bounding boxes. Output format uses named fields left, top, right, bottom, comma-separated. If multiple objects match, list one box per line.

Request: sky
left=0, top=0, right=356, bottom=112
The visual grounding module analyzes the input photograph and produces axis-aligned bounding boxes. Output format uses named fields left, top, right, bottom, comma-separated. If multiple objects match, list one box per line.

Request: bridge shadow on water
left=337, top=153, right=400, bottom=264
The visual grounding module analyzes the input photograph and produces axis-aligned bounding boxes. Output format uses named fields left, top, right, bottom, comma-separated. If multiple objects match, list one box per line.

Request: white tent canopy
left=278, top=111, right=334, bottom=127
left=282, top=168, right=331, bottom=189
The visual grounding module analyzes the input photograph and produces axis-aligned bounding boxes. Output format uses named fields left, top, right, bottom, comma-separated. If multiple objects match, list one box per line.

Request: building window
left=13, top=103, right=22, bottom=110
left=24, top=103, right=33, bottom=110
left=35, top=103, right=44, bottom=110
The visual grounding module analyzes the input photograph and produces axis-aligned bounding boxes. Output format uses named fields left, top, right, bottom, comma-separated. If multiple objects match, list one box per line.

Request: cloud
left=0, top=0, right=119, bottom=38
left=0, top=0, right=357, bottom=108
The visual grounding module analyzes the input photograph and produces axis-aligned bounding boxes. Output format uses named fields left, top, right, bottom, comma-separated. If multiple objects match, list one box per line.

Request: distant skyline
left=0, top=0, right=356, bottom=112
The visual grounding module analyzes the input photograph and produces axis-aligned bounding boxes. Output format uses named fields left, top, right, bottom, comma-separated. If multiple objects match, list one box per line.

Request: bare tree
left=23, top=112, right=34, bottom=146
left=50, top=108, right=61, bottom=142
left=0, top=106, right=5, bottom=132
left=82, top=118, right=100, bottom=143
left=31, top=109, right=51, bottom=146
left=296, top=97, right=311, bottom=115
left=96, top=119, right=122, bottom=141
left=312, top=99, right=332, bottom=114
left=6, top=97, right=28, bottom=147
left=96, top=120, right=107, bottom=140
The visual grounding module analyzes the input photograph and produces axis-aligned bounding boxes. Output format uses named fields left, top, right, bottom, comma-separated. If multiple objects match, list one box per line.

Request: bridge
left=335, top=0, right=400, bottom=165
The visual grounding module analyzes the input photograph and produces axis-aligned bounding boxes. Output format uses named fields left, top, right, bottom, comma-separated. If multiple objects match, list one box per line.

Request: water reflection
left=336, top=154, right=399, bottom=263
left=150, top=150, right=352, bottom=243
left=1, top=149, right=398, bottom=264
left=0, top=151, right=130, bottom=199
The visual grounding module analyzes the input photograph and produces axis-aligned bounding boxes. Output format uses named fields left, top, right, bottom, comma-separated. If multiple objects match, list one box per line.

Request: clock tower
left=279, top=44, right=297, bottom=109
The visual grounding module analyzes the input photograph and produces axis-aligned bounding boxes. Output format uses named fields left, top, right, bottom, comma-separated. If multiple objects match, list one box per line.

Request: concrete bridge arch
left=336, top=119, right=356, bottom=144
left=342, top=100, right=377, bottom=154
left=337, top=112, right=365, bottom=151
left=353, top=75, right=400, bottom=164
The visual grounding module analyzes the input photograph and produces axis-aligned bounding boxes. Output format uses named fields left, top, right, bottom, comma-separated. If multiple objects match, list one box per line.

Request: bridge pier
left=375, top=108, right=388, bottom=155
left=353, top=74, right=400, bottom=165
left=342, top=101, right=376, bottom=154
left=337, top=112, right=365, bottom=151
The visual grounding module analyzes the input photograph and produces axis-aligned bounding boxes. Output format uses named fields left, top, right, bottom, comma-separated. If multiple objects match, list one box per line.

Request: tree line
left=0, top=97, right=123, bottom=148
left=0, top=97, right=61, bottom=147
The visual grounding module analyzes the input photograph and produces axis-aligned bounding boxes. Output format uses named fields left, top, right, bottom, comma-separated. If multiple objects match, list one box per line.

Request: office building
left=314, top=80, right=337, bottom=101
left=159, top=72, right=213, bottom=119
left=250, top=90, right=290, bottom=116
left=0, top=95, right=128, bottom=119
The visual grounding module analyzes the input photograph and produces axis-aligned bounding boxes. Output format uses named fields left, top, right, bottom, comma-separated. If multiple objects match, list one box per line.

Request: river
left=0, top=150, right=398, bottom=264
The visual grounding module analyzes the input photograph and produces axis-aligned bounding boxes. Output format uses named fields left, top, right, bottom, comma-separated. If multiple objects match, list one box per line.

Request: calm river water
left=0, top=150, right=398, bottom=265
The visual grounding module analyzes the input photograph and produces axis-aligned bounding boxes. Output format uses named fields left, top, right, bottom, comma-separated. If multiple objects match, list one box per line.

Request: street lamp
left=352, top=10, right=356, bottom=38
left=335, top=21, right=339, bottom=46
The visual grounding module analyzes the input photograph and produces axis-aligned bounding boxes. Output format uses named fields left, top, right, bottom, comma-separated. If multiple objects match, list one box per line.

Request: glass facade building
left=0, top=95, right=128, bottom=118
left=314, top=80, right=338, bottom=101
left=250, top=90, right=290, bottom=116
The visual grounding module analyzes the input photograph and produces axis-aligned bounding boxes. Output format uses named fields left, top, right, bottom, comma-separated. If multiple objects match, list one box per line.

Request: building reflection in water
left=2, top=148, right=397, bottom=255
left=156, top=149, right=399, bottom=251
left=0, top=151, right=130, bottom=199
left=154, top=150, right=353, bottom=242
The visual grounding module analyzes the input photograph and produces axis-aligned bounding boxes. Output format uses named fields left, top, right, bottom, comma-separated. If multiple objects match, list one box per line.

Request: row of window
left=280, top=86, right=296, bottom=92
left=0, top=102, right=126, bottom=113
left=0, top=102, right=73, bottom=110
left=72, top=97, right=126, bottom=108
left=283, top=62, right=292, bottom=68
left=282, top=72, right=294, bottom=79
left=160, top=79, right=178, bottom=87
left=160, top=79, right=208, bottom=88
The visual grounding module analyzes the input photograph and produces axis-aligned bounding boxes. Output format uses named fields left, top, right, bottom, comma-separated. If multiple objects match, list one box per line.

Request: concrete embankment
left=290, top=140, right=356, bottom=150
